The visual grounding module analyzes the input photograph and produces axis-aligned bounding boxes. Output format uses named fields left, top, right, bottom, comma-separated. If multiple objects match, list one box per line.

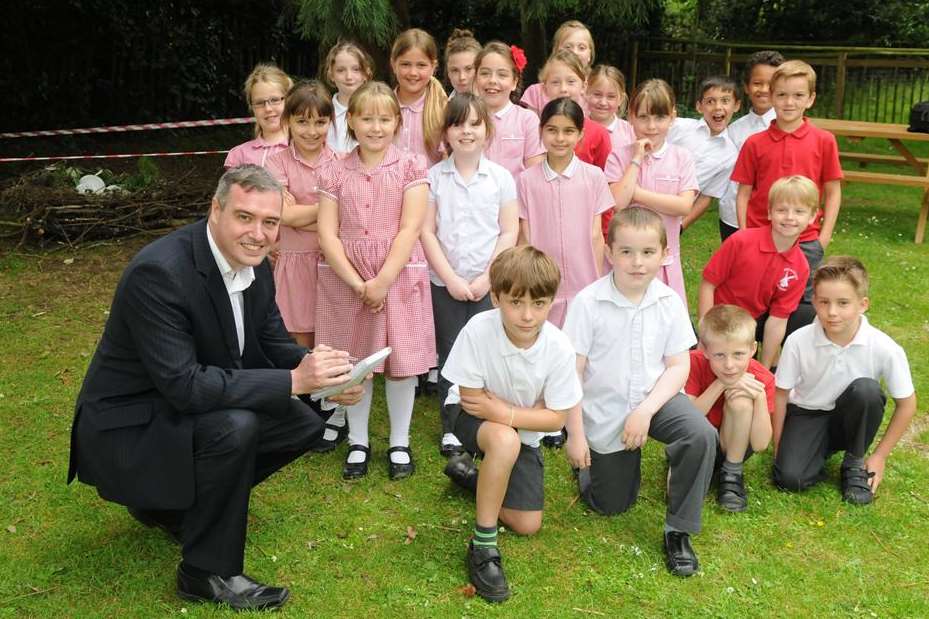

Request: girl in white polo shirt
left=421, top=93, right=519, bottom=456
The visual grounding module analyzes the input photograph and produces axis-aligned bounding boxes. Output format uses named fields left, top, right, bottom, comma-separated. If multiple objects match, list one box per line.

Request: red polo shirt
left=702, top=225, right=809, bottom=319
left=730, top=118, right=843, bottom=242
left=686, top=350, right=775, bottom=429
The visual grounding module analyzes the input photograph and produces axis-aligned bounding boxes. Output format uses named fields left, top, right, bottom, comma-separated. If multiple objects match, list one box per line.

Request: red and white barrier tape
left=0, top=150, right=229, bottom=163
left=0, top=117, right=253, bottom=139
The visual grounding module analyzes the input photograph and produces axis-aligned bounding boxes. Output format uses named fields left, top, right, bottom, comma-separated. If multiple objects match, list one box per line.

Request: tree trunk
left=518, top=0, right=547, bottom=89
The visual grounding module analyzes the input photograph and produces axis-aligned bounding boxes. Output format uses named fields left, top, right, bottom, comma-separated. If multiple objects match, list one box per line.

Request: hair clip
left=510, top=45, right=528, bottom=72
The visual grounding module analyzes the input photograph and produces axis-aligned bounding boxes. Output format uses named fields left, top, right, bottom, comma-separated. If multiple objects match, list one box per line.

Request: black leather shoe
left=467, top=541, right=510, bottom=602
left=342, top=444, right=370, bottom=480
left=717, top=470, right=748, bottom=512
left=841, top=463, right=874, bottom=505
left=444, top=452, right=478, bottom=493
left=309, top=421, right=348, bottom=453
left=541, top=429, right=566, bottom=449
left=387, top=446, right=415, bottom=480
left=128, top=507, right=182, bottom=545
left=664, top=531, right=699, bottom=577
left=176, top=563, right=289, bottom=611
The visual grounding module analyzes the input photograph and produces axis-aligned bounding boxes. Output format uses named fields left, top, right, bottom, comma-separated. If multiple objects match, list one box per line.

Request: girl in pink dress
left=520, top=20, right=595, bottom=115
left=606, top=79, right=698, bottom=306
left=224, top=64, right=292, bottom=168
left=390, top=28, right=448, bottom=166
left=473, top=41, right=546, bottom=178
left=517, top=97, right=613, bottom=329
left=444, top=29, right=481, bottom=98
left=316, top=82, right=435, bottom=481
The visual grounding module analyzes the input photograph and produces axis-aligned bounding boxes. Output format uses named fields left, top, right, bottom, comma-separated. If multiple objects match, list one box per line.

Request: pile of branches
left=0, top=168, right=213, bottom=248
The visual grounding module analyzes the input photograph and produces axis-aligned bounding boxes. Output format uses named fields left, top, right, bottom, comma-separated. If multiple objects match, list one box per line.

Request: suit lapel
left=193, top=219, right=242, bottom=363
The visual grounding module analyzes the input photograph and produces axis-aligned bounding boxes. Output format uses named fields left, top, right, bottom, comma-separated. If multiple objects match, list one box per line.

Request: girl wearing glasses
left=225, top=63, right=293, bottom=168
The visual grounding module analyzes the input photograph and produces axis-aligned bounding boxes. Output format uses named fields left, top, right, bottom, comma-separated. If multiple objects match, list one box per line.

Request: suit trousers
left=182, top=398, right=323, bottom=576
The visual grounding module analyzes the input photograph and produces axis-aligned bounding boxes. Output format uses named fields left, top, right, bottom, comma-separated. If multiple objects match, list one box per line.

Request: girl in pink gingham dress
left=316, top=81, right=435, bottom=481
left=224, top=64, right=292, bottom=169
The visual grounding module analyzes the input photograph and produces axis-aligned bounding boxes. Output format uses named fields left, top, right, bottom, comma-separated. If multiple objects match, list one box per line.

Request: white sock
left=322, top=406, right=347, bottom=441
left=545, top=430, right=562, bottom=437
left=345, top=381, right=374, bottom=464
left=386, top=377, right=417, bottom=464
left=442, top=433, right=462, bottom=447
left=427, top=368, right=439, bottom=383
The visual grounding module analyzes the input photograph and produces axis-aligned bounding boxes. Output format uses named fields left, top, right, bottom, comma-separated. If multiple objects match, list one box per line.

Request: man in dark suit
left=68, top=165, right=362, bottom=611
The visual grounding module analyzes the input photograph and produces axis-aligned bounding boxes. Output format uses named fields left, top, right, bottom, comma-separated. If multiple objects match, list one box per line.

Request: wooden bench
left=840, top=152, right=928, bottom=172
left=841, top=170, right=929, bottom=243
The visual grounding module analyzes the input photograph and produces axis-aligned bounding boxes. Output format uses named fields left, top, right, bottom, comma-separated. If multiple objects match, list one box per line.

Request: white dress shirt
left=207, top=223, right=255, bottom=355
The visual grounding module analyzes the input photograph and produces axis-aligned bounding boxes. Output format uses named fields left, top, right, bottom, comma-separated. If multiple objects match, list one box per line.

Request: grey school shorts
left=451, top=404, right=545, bottom=512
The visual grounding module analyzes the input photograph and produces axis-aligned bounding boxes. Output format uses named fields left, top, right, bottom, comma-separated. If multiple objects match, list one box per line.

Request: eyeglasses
left=251, top=96, right=285, bottom=109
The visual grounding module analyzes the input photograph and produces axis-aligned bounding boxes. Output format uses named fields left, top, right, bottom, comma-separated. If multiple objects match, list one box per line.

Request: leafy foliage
left=295, top=0, right=400, bottom=48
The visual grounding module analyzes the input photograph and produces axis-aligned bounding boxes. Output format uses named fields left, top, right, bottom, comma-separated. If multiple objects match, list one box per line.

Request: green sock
left=472, top=523, right=498, bottom=547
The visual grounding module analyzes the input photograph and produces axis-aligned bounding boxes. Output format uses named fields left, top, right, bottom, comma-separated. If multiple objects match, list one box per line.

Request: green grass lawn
left=1, top=176, right=928, bottom=617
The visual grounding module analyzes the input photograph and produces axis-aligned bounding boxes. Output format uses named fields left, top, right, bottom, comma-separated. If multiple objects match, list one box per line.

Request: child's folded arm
left=458, top=386, right=567, bottom=433
left=630, top=187, right=696, bottom=217
left=689, top=378, right=727, bottom=416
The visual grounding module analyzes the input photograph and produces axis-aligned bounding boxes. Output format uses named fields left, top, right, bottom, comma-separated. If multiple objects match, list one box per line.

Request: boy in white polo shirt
left=774, top=256, right=916, bottom=505
left=441, top=245, right=582, bottom=602
left=717, top=50, right=785, bottom=241
left=562, top=207, right=717, bottom=577
left=668, top=75, right=740, bottom=231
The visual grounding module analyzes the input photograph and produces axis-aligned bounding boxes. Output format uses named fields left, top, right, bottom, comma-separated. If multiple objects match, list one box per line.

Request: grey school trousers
left=578, top=393, right=717, bottom=533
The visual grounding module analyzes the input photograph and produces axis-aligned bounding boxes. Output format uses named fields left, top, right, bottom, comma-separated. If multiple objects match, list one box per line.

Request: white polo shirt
left=775, top=315, right=914, bottom=411
left=668, top=117, right=738, bottom=199
left=563, top=275, right=696, bottom=453
left=442, top=309, right=583, bottom=448
left=427, top=155, right=517, bottom=285
left=719, top=108, right=777, bottom=226
left=327, top=95, right=357, bottom=155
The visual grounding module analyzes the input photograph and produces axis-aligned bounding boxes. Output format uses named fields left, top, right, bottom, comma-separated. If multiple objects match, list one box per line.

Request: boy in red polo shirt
left=686, top=305, right=774, bottom=512
left=731, top=60, right=843, bottom=303
left=699, top=175, right=816, bottom=368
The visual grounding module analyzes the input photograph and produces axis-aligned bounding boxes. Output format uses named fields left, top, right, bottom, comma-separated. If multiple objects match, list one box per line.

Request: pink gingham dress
left=223, top=136, right=289, bottom=168
left=315, top=145, right=436, bottom=377
left=265, top=145, right=335, bottom=333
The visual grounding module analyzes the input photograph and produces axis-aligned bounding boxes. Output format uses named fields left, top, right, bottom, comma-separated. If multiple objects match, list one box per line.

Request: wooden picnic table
left=809, top=117, right=929, bottom=243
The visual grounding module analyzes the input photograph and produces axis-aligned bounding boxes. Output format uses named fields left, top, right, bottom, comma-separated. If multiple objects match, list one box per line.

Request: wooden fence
left=627, top=38, right=929, bottom=123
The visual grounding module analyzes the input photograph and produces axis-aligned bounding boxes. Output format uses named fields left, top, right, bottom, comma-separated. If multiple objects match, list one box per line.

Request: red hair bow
left=510, top=45, right=528, bottom=72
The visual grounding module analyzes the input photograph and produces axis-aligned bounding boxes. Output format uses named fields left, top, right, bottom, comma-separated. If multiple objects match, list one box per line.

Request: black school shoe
left=541, top=429, right=566, bottom=449
left=841, top=463, right=874, bottom=505
left=176, top=563, right=289, bottom=611
left=387, top=446, right=415, bottom=480
left=444, top=452, right=478, bottom=493
left=717, top=471, right=748, bottom=512
left=467, top=541, right=511, bottom=602
left=309, top=421, right=349, bottom=453
left=664, top=531, right=699, bottom=577
left=342, top=444, right=370, bottom=480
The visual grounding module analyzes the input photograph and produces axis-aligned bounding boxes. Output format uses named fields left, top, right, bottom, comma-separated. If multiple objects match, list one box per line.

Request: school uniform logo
left=778, top=268, right=799, bottom=291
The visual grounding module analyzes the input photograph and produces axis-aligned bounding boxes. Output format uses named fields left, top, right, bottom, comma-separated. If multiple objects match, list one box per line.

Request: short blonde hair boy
left=490, top=245, right=561, bottom=300
left=771, top=60, right=817, bottom=93
left=813, top=256, right=870, bottom=298
left=768, top=175, right=819, bottom=212
left=698, top=304, right=756, bottom=346
left=607, top=206, right=667, bottom=249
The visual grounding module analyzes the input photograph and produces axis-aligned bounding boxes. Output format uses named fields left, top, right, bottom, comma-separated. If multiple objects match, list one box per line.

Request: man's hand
left=290, top=345, right=353, bottom=395
left=459, top=389, right=505, bottom=423
left=328, top=375, right=372, bottom=406
left=622, top=408, right=652, bottom=450
left=566, top=432, right=591, bottom=469
left=865, top=453, right=886, bottom=494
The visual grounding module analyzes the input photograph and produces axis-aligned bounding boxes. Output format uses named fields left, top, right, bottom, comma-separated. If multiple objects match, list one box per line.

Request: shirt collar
left=695, top=117, right=731, bottom=141
left=206, top=221, right=255, bottom=293
left=542, top=155, right=579, bottom=181
left=768, top=117, right=810, bottom=142
left=812, top=314, right=871, bottom=348
left=332, top=95, right=348, bottom=115
left=647, top=141, right=670, bottom=160
left=291, top=144, right=335, bottom=168
left=441, top=154, right=490, bottom=182
left=493, top=102, right=514, bottom=119
left=397, top=91, right=426, bottom=112
left=594, top=273, right=672, bottom=309
left=757, top=225, right=778, bottom=253
left=496, top=310, right=546, bottom=359
left=606, top=117, right=619, bottom=133
left=254, top=135, right=288, bottom=149
left=343, top=144, right=400, bottom=172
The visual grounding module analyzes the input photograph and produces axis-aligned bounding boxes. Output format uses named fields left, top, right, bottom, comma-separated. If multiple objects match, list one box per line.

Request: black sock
left=843, top=453, right=865, bottom=469
left=721, top=459, right=743, bottom=475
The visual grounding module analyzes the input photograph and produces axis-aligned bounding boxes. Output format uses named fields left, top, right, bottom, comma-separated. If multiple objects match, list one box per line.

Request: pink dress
left=604, top=142, right=699, bottom=306
left=224, top=136, right=289, bottom=168
left=315, top=145, right=436, bottom=377
left=265, top=146, right=335, bottom=333
left=602, top=117, right=636, bottom=154
left=483, top=102, right=546, bottom=179
left=517, top=157, right=615, bottom=327
left=395, top=91, right=443, bottom=165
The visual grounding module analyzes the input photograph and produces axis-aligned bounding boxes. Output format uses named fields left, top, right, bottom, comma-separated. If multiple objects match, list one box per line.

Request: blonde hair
left=699, top=305, right=757, bottom=346
left=490, top=245, right=561, bottom=300
left=539, top=49, right=588, bottom=83
left=607, top=206, right=667, bottom=249
left=768, top=175, right=819, bottom=213
left=628, top=79, right=676, bottom=118
left=589, top=64, right=628, bottom=112
left=813, top=256, right=870, bottom=298
left=772, top=59, right=817, bottom=93
left=552, top=20, right=595, bottom=65
left=475, top=41, right=523, bottom=100
left=444, top=28, right=481, bottom=64
left=391, top=28, right=449, bottom=156
left=243, top=63, right=293, bottom=138
left=323, top=40, right=375, bottom=89
left=346, top=81, right=401, bottom=142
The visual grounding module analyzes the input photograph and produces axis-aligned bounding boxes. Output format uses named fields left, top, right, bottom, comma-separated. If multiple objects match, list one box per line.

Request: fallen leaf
left=459, top=583, right=476, bottom=598
left=6, top=525, right=16, bottom=533
left=404, top=525, right=417, bottom=544
left=63, top=258, right=74, bottom=265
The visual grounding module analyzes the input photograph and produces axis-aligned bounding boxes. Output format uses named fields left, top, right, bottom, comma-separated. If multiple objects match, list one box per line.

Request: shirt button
left=364, top=230, right=369, bottom=235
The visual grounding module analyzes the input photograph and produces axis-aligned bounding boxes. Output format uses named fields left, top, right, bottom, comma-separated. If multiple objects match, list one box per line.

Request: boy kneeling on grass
left=686, top=304, right=774, bottom=512
left=562, top=207, right=717, bottom=577
left=774, top=256, right=917, bottom=505
left=441, top=245, right=582, bottom=602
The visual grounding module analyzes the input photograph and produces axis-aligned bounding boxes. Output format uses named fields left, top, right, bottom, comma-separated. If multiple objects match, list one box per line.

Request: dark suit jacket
left=68, top=218, right=307, bottom=509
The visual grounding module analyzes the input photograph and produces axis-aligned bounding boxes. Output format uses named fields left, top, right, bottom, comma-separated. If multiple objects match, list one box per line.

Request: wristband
left=630, top=159, right=642, bottom=167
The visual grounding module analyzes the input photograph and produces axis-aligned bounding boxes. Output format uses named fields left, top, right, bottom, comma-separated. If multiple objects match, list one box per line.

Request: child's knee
left=847, top=377, right=883, bottom=404
left=503, top=510, right=542, bottom=536
left=480, top=422, right=521, bottom=459
left=723, top=395, right=753, bottom=418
